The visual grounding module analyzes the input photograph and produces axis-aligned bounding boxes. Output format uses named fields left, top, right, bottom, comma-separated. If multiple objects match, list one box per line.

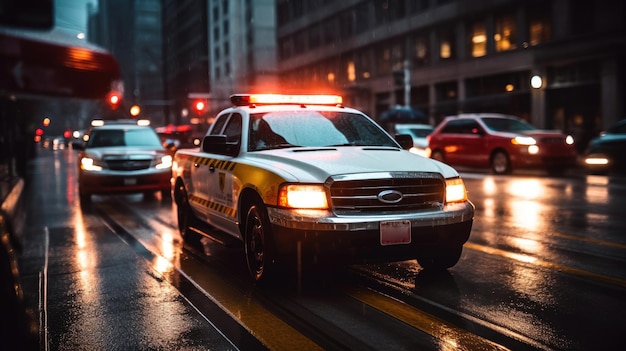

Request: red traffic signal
left=194, top=100, right=206, bottom=112
left=107, top=92, right=122, bottom=109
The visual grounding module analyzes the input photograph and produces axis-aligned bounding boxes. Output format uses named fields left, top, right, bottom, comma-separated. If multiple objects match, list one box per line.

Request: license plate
left=124, top=178, right=137, bottom=185
left=380, top=220, right=411, bottom=246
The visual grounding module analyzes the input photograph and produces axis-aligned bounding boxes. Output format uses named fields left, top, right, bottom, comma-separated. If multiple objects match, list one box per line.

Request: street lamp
left=530, top=75, right=543, bottom=89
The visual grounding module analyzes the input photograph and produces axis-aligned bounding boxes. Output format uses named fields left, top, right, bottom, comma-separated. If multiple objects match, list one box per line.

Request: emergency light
left=231, top=94, right=343, bottom=106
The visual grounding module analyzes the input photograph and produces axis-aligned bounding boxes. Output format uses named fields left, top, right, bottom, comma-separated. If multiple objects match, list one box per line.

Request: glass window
left=441, top=120, right=481, bottom=134
left=223, top=113, right=241, bottom=142
left=481, top=117, right=536, bottom=132
left=439, top=30, right=456, bottom=60
left=413, top=35, right=429, bottom=66
left=469, top=21, right=487, bottom=57
left=494, top=13, right=517, bottom=52
left=528, top=9, right=551, bottom=46
left=248, top=111, right=396, bottom=151
left=355, top=2, right=371, bottom=34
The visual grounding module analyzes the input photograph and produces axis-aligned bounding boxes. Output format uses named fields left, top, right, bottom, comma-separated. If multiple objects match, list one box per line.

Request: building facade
left=162, top=0, right=210, bottom=126
left=207, top=0, right=278, bottom=115
left=276, top=0, right=626, bottom=150
left=89, top=0, right=166, bottom=124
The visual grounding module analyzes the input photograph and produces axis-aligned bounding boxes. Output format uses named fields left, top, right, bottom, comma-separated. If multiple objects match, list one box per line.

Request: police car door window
left=210, top=113, right=229, bottom=135
left=223, top=113, right=242, bottom=143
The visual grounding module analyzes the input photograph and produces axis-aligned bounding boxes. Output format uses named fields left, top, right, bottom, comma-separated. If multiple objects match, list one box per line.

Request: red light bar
left=230, top=94, right=343, bottom=106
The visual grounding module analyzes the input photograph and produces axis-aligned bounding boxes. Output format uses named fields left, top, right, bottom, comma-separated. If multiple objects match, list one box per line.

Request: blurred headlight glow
left=585, top=156, right=609, bottom=165
left=156, top=155, right=173, bottom=169
left=528, top=145, right=539, bottom=154
left=278, top=184, right=328, bottom=209
left=446, top=178, right=468, bottom=203
left=512, top=136, right=536, bottom=145
left=566, top=135, right=574, bottom=145
left=80, top=157, right=102, bottom=171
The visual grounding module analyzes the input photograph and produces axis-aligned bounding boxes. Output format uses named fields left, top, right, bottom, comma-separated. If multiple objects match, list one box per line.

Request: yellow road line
left=344, top=286, right=511, bottom=351
left=465, top=242, right=626, bottom=288
left=549, top=231, right=626, bottom=250
left=175, top=257, right=324, bottom=351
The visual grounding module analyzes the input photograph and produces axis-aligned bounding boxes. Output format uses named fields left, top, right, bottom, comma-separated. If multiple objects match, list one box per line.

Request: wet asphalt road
left=10, top=147, right=626, bottom=350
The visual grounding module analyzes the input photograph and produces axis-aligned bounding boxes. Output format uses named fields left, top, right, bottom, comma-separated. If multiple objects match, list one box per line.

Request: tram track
left=88, top=196, right=545, bottom=351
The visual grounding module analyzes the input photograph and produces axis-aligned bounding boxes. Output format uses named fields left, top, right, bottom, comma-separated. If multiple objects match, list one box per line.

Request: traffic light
left=194, top=100, right=206, bottom=114
left=107, top=92, right=122, bottom=110
left=42, top=117, right=51, bottom=127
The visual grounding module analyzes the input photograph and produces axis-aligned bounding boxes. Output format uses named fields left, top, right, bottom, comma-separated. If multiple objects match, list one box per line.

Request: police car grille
left=330, top=178, right=444, bottom=214
left=106, top=159, right=152, bottom=170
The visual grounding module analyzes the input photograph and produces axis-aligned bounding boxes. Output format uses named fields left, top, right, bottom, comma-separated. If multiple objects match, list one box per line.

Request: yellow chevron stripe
left=190, top=195, right=237, bottom=218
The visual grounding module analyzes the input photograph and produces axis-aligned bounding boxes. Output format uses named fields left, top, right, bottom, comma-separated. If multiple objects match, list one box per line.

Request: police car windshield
left=248, top=111, right=397, bottom=151
left=87, top=128, right=163, bottom=148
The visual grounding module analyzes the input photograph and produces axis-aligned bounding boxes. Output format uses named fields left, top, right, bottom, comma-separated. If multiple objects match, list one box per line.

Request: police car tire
left=176, top=186, right=198, bottom=242
left=244, top=201, right=275, bottom=283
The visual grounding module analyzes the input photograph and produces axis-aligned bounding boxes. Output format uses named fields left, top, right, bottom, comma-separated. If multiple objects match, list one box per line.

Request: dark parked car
left=584, top=119, right=626, bottom=174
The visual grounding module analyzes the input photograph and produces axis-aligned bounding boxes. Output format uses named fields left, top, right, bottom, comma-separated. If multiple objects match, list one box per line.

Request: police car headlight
left=278, top=184, right=329, bottom=209
left=445, top=178, right=468, bottom=203
left=156, top=155, right=173, bottom=169
left=80, top=157, right=103, bottom=171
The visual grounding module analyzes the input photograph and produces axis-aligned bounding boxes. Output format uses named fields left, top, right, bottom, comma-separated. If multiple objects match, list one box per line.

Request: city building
left=89, top=0, right=166, bottom=124
left=276, top=0, right=626, bottom=148
left=162, top=0, right=210, bottom=126
left=207, top=0, right=279, bottom=114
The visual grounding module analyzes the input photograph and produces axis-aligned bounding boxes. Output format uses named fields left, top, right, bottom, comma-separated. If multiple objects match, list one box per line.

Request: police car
left=172, top=94, right=474, bottom=283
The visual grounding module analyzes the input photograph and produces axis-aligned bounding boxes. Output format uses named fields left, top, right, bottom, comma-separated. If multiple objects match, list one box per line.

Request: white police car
left=172, top=94, right=474, bottom=283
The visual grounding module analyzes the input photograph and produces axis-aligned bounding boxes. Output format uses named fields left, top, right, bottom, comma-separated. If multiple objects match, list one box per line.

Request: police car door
left=205, top=112, right=241, bottom=233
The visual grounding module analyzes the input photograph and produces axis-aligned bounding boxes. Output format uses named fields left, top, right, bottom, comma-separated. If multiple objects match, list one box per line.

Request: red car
left=427, top=113, right=578, bottom=174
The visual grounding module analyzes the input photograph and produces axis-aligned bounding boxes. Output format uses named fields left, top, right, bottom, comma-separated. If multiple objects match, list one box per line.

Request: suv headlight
left=445, top=178, right=468, bottom=203
left=156, top=155, right=173, bottom=169
left=80, top=157, right=103, bottom=171
left=278, top=184, right=329, bottom=209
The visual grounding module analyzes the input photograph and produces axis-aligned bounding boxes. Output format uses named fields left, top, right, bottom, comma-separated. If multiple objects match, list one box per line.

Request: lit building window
left=440, top=40, right=451, bottom=59
left=327, top=72, right=335, bottom=84
left=470, top=21, right=487, bottom=57
left=414, top=35, right=429, bottom=65
left=495, top=14, right=517, bottom=52
left=439, top=31, right=455, bottom=60
left=529, top=16, right=551, bottom=46
left=347, top=61, right=356, bottom=82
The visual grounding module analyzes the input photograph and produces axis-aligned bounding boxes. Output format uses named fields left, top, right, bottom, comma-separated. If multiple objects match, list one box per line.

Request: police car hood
left=246, top=146, right=459, bottom=182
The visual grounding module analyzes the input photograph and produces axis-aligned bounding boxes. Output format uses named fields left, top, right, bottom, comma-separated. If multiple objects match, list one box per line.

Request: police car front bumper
left=267, top=201, right=474, bottom=263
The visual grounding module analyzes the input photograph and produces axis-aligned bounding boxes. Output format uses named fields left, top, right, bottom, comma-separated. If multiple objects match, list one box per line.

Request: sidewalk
left=1, top=175, right=39, bottom=350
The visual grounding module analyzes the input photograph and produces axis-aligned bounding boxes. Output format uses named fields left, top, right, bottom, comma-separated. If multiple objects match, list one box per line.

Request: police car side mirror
left=202, top=135, right=239, bottom=156
left=395, top=134, right=414, bottom=150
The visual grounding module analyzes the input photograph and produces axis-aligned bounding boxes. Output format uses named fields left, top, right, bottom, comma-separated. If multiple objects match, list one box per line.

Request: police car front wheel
left=244, top=201, right=276, bottom=283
